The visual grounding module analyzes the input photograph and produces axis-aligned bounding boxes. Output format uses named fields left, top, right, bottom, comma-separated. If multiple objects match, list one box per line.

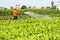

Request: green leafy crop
left=0, top=17, right=60, bottom=40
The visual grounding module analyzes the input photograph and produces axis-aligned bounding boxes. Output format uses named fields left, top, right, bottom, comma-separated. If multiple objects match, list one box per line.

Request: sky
left=0, top=0, right=60, bottom=8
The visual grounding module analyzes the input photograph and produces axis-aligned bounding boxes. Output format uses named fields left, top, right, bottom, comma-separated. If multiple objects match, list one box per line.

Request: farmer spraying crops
left=13, top=8, right=19, bottom=20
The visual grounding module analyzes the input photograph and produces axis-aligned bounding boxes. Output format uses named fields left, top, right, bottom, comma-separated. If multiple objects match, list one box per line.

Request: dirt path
left=24, top=11, right=51, bottom=19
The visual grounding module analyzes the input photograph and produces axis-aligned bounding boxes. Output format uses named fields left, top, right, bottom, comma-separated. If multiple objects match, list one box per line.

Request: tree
left=51, top=1, right=54, bottom=7
left=51, top=6, right=56, bottom=9
left=21, top=5, right=27, bottom=9
left=10, top=6, right=13, bottom=9
left=29, top=6, right=31, bottom=8
left=51, top=1, right=56, bottom=9
left=46, top=7, right=50, bottom=9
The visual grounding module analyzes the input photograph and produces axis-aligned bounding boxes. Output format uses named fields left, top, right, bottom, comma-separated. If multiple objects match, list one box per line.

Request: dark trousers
left=14, top=16, right=18, bottom=20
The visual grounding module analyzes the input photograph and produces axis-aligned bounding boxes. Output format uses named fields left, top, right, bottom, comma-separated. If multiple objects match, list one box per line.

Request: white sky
left=0, top=0, right=60, bottom=8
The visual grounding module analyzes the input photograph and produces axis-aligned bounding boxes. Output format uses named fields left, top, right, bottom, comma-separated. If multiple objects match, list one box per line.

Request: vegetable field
left=0, top=9, right=60, bottom=40
left=0, top=17, right=60, bottom=40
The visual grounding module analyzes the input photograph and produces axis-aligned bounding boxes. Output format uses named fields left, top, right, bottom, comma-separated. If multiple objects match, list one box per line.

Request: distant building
left=16, top=4, right=20, bottom=9
left=27, top=5, right=50, bottom=9
left=0, top=7, right=3, bottom=10
left=27, top=6, right=41, bottom=9
left=34, top=6, right=41, bottom=9
left=54, top=1, right=60, bottom=10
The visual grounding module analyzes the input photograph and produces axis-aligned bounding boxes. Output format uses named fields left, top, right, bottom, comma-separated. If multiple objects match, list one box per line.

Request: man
left=13, top=9, right=19, bottom=20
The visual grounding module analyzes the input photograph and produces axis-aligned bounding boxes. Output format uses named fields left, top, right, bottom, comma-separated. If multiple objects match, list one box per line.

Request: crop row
left=0, top=17, right=60, bottom=40
left=0, top=9, right=60, bottom=15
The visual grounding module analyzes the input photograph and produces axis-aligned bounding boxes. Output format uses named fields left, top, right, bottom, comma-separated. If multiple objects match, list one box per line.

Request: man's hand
left=18, top=12, right=20, bottom=15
